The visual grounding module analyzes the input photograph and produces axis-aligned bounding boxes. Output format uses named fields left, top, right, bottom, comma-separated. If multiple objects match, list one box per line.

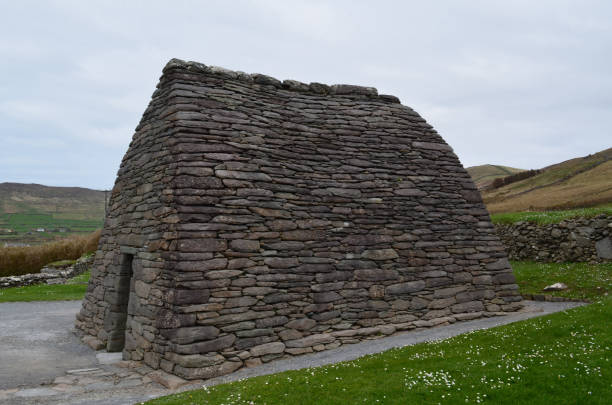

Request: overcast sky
left=1, top=1, right=610, bottom=190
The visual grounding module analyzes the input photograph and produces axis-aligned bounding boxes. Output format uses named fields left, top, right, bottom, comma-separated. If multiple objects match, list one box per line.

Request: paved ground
left=0, top=300, right=585, bottom=404
left=0, top=301, right=98, bottom=390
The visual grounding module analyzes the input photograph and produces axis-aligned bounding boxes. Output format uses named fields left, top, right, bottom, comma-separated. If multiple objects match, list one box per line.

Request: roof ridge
left=162, top=58, right=400, bottom=103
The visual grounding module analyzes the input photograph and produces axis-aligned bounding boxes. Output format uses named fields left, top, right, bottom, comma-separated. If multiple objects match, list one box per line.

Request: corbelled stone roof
left=76, top=58, right=522, bottom=382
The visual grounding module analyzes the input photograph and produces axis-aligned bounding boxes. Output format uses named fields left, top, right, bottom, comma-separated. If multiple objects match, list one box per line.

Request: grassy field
left=0, top=182, right=105, bottom=245
left=512, top=261, right=611, bottom=301
left=490, top=205, right=612, bottom=225
left=0, top=271, right=90, bottom=302
left=0, top=212, right=102, bottom=245
left=481, top=148, right=612, bottom=213
left=147, top=261, right=610, bottom=405
left=0, top=212, right=102, bottom=234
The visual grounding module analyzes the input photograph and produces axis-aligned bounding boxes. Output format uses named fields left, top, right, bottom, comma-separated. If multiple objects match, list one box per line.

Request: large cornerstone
left=76, top=58, right=522, bottom=380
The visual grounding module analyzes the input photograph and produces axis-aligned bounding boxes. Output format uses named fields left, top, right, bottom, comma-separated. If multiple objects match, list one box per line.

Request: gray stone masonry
left=495, top=215, right=612, bottom=262
left=75, top=58, right=522, bottom=381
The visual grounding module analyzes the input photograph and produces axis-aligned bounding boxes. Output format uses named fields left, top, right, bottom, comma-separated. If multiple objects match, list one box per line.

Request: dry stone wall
left=495, top=215, right=612, bottom=262
left=76, top=59, right=522, bottom=381
left=0, top=256, right=93, bottom=288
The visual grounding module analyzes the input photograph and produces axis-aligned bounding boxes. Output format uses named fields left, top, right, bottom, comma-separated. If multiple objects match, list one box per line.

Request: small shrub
left=0, top=230, right=100, bottom=277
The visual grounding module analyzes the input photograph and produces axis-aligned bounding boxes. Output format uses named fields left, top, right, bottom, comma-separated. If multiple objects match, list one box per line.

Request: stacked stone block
left=76, top=58, right=522, bottom=380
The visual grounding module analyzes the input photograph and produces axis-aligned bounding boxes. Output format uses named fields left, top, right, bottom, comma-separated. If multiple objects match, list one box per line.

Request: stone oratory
left=76, top=58, right=522, bottom=380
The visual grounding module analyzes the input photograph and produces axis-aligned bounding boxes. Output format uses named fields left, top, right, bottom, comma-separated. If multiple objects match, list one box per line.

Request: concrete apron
left=0, top=300, right=585, bottom=405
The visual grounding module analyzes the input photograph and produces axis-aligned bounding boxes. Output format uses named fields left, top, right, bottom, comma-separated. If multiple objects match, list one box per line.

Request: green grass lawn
left=512, top=261, right=611, bottom=301
left=148, top=297, right=611, bottom=405
left=0, top=271, right=90, bottom=302
left=491, top=205, right=612, bottom=224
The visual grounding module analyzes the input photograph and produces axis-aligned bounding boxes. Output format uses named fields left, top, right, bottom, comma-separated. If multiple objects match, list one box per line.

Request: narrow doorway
left=106, top=253, right=134, bottom=352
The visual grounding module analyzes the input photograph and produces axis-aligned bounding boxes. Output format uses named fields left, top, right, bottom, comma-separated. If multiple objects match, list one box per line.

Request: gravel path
left=0, top=300, right=585, bottom=404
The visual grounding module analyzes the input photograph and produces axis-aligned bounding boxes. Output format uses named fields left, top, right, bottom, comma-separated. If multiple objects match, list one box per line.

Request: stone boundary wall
left=0, top=255, right=94, bottom=288
left=495, top=215, right=612, bottom=262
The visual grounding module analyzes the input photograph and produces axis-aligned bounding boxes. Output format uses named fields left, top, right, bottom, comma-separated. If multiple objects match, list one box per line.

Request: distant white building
left=36, top=228, right=45, bottom=232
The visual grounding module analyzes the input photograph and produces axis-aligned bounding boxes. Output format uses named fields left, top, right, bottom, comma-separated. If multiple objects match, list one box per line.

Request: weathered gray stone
left=225, top=296, right=258, bottom=308
left=361, top=249, right=399, bottom=260
left=178, top=239, right=227, bottom=252
left=160, top=326, right=220, bottom=345
left=264, top=257, right=299, bottom=268
left=428, top=297, right=456, bottom=309
left=148, top=371, right=190, bottom=389
left=230, top=239, right=261, bottom=252
left=486, top=259, right=510, bottom=270
left=168, top=289, right=210, bottom=305
left=451, top=300, right=485, bottom=313
left=386, top=280, right=426, bottom=295
left=313, top=291, right=342, bottom=303
left=174, top=361, right=243, bottom=379
left=256, top=316, right=289, bottom=328
left=596, top=237, right=612, bottom=259
left=249, top=342, right=286, bottom=357
left=282, top=230, right=325, bottom=241
left=165, top=353, right=225, bottom=368
left=279, top=329, right=303, bottom=340
left=354, top=269, right=399, bottom=281
left=243, top=286, right=276, bottom=296
left=285, top=333, right=335, bottom=348
left=173, top=334, right=236, bottom=354
left=216, top=170, right=272, bottom=182
left=286, top=318, right=317, bottom=330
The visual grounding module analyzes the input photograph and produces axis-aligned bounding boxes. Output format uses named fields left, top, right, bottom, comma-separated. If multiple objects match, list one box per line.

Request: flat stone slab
left=0, top=300, right=585, bottom=404
left=96, top=353, right=123, bottom=365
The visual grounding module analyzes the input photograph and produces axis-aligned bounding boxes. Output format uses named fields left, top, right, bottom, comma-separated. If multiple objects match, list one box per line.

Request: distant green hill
left=480, top=147, right=612, bottom=213
left=466, top=165, right=525, bottom=190
left=0, top=183, right=105, bottom=245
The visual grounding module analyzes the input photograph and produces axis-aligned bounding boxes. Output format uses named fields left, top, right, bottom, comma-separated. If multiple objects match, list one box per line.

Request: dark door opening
left=106, top=253, right=134, bottom=352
